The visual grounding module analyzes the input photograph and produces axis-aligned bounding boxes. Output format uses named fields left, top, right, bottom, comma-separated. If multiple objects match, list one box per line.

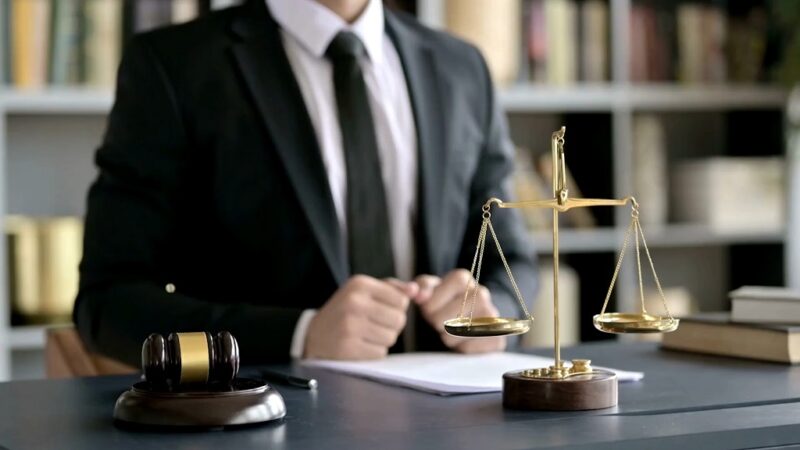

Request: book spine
left=83, top=0, right=122, bottom=88
left=49, top=0, right=82, bottom=85
left=545, top=0, right=577, bottom=85
left=527, top=0, right=546, bottom=83
left=12, top=0, right=50, bottom=89
left=580, top=0, right=607, bottom=83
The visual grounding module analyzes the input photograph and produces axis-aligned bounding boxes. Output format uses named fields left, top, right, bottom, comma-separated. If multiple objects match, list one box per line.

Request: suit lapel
left=385, top=13, right=449, bottom=275
left=230, top=1, right=348, bottom=284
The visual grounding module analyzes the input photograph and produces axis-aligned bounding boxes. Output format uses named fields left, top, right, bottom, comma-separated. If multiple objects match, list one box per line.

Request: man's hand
left=304, top=275, right=417, bottom=360
left=414, top=269, right=506, bottom=353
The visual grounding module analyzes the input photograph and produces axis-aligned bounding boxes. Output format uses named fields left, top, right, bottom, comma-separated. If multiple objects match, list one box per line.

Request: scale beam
left=490, top=197, right=636, bottom=212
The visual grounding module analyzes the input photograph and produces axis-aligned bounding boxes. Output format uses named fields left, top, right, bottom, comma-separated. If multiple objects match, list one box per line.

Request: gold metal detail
left=519, top=359, right=594, bottom=380
left=177, top=332, right=209, bottom=384
left=570, top=359, right=592, bottom=373
left=444, top=126, right=680, bottom=381
left=444, top=317, right=530, bottom=336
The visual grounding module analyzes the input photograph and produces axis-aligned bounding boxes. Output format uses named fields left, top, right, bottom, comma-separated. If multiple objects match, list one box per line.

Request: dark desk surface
left=3, top=342, right=800, bottom=449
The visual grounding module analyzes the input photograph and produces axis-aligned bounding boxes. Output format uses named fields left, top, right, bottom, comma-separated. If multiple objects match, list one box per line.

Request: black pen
left=261, top=369, right=318, bottom=390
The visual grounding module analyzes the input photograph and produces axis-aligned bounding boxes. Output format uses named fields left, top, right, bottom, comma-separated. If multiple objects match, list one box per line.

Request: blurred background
left=0, top=0, right=799, bottom=380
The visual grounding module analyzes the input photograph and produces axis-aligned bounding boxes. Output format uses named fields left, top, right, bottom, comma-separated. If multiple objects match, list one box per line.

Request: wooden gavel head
left=142, top=331, right=239, bottom=388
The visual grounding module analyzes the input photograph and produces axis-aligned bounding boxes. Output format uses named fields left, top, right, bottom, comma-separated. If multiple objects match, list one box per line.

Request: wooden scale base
left=503, top=365, right=617, bottom=411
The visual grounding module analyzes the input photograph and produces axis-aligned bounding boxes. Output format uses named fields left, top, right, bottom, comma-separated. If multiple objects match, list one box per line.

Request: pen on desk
left=261, top=369, right=318, bottom=390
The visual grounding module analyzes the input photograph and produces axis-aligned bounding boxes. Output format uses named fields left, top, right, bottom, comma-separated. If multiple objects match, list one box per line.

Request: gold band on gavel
left=177, top=332, right=210, bottom=384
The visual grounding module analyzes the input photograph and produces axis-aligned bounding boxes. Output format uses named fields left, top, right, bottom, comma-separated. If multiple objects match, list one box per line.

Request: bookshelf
left=0, top=0, right=797, bottom=380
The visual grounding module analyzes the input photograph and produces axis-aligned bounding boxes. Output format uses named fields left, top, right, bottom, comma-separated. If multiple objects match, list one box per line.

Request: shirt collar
left=265, top=0, right=385, bottom=64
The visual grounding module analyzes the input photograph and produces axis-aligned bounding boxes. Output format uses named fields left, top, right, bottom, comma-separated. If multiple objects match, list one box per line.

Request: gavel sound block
left=113, top=332, right=286, bottom=428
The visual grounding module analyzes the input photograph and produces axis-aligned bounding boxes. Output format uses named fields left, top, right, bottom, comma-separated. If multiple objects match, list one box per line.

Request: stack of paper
left=304, top=352, right=643, bottom=396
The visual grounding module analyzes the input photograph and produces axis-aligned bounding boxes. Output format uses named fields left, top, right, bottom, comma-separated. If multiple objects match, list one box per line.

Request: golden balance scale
left=443, top=127, right=679, bottom=411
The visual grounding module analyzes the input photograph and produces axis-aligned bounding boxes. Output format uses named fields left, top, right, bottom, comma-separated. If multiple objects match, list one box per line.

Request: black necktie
left=326, top=31, right=395, bottom=278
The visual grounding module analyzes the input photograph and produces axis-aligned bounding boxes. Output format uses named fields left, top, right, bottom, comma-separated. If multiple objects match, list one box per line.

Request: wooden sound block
left=114, top=378, right=286, bottom=428
left=503, top=369, right=618, bottom=411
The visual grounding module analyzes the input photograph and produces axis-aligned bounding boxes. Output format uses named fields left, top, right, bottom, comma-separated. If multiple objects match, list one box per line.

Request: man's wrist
left=290, top=309, right=318, bottom=359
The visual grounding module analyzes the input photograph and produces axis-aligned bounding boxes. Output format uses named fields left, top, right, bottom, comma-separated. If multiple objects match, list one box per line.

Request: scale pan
left=593, top=312, right=679, bottom=334
left=444, top=317, right=531, bottom=337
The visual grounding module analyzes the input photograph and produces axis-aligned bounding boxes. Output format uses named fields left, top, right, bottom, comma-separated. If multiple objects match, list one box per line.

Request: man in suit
left=74, top=0, right=537, bottom=366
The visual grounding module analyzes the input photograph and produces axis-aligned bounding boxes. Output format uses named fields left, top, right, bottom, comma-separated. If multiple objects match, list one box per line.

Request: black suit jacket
left=74, top=0, right=537, bottom=366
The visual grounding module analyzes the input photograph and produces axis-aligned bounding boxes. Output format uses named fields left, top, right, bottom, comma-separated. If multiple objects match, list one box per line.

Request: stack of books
left=662, top=286, right=800, bottom=364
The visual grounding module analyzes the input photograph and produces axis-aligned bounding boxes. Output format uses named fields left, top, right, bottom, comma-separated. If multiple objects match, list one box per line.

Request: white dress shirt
left=264, top=0, right=418, bottom=358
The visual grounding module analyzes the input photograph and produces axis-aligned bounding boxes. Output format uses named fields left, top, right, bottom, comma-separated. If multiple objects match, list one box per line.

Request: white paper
left=303, top=352, right=643, bottom=396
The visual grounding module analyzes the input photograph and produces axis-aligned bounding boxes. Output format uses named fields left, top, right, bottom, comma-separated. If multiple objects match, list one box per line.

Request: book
left=579, top=0, right=607, bottom=82
left=525, top=0, right=547, bottom=83
left=628, top=4, right=648, bottom=82
left=11, top=0, right=51, bottom=89
left=445, top=0, right=520, bottom=85
left=676, top=3, right=704, bottom=84
left=702, top=3, right=727, bottom=83
left=544, top=0, right=577, bottom=85
left=49, top=0, right=83, bottom=85
left=730, top=286, right=800, bottom=324
left=37, top=217, right=83, bottom=317
left=83, top=0, right=123, bottom=87
left=661, top=312, right=800, bottom=364
left=6, top=216, right=40, bottom=317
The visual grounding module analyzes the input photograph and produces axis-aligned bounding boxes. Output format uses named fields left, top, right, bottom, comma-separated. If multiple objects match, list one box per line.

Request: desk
left=2, top=342, right=800, bottom=449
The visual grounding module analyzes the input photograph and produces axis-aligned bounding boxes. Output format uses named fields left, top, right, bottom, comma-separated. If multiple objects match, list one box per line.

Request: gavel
left=141, top=331, right=240, bottom=388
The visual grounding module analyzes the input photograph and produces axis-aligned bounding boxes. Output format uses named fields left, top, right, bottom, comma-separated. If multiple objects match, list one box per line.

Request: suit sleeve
left=74, top=36, right=302, bottom=367
left=457, top=48, right=538, bottom=339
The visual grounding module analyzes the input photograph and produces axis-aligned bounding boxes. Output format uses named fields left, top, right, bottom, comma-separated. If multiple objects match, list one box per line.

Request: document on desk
left=303, top=352, right=643, bottom=395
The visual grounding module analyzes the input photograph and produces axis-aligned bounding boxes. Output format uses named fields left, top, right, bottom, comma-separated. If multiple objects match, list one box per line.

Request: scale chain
left=466, top=223, right=488, bottom=324
left=600, top=203, right=674, bottom=320
left=487, top=220, right=531, bottom=320
left=459, top=218, right=488, bottom=322
left=600, top=212, right=635, bottom=315
left=460, top=206, right=531, bottom=325
left=636, top=218, right=674, bottom=321
left=634, top=217, right=647, bottom=314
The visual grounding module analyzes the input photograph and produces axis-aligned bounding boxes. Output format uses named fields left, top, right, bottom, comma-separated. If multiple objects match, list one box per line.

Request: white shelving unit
left=0, top=1, right=794, bottom=380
